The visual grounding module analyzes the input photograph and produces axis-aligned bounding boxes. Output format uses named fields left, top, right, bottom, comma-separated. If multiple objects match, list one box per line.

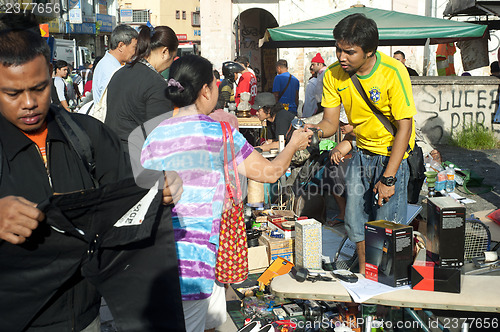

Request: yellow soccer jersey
left=322, top=51, right=416, bottom=157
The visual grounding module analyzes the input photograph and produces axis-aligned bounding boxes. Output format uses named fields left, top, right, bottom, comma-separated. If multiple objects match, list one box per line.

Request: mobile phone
left=374, top=193, right=384, bottom=206
left=332, top=269, right=358, bottom=283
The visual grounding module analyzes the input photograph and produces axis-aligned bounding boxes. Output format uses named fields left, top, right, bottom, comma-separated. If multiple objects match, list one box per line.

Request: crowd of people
left=0, top=10, right=436, bottom=332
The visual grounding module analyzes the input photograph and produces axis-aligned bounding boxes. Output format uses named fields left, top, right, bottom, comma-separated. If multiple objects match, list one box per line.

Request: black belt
left=360, top=148, right=380, bottom=156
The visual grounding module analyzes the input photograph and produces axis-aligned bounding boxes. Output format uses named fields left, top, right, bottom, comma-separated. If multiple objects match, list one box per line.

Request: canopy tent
left=261, top=6, right=487, bottom=48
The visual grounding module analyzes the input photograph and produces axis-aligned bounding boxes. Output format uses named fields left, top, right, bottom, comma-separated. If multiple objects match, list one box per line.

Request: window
left=132, top=10, right=149, bottom=23
left=176, top=10, right=180, bottom=19
left=182, top=11, right=186, bottom=20
left=191, top=12, right=200, bottom=27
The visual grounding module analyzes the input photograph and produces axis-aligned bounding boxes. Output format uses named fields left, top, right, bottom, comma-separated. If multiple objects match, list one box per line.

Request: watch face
left=382, top=176, right=396, bottom=186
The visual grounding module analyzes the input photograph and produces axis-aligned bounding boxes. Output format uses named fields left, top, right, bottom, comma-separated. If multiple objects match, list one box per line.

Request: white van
left=53, top=38, right=92, bottom=68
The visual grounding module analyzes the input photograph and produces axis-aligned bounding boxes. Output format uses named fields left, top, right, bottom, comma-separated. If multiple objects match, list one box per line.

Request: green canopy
left=263, top=6, right=487, bottom=48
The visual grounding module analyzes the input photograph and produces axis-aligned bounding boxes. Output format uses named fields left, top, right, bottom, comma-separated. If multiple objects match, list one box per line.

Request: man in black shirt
left=393, top=50, right=419, bottom=76
left=253, top=92, right=295, bottom=152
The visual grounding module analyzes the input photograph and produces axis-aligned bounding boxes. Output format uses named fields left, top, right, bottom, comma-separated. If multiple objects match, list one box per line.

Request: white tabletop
left=271, top=273, right=500, bottom=313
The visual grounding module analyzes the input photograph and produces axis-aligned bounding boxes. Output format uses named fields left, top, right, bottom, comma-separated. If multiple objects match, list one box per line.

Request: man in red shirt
left=234, top=56, right=257, bottom=112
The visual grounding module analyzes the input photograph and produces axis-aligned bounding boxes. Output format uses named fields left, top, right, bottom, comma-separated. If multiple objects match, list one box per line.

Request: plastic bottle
left=446, top=164, right=456, bottom=193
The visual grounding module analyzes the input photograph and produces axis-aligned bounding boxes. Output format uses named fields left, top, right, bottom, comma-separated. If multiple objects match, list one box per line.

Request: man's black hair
left=0, top=14, right=51, bottom=67
left=54, top=60, right=68, bottom=72
left=262, top=103, right=284, bottom=118
left=333, top=13, right=379, bottom=56
left=394, top=50, right=405, bottom=59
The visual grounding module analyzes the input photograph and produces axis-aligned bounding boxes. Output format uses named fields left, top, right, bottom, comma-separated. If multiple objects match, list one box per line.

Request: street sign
left=39, top=24, right=49, bottom=38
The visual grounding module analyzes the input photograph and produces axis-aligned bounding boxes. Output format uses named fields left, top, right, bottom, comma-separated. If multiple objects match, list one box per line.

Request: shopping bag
left=215, top=122, right=249, bottom=283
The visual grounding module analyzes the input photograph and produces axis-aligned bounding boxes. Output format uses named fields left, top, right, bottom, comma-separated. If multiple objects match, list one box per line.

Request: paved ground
left=433, top=144, right=500, bottom=215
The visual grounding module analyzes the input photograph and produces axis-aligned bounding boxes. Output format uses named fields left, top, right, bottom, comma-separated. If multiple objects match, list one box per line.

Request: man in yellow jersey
left=309, top=13, right=416, bottom=274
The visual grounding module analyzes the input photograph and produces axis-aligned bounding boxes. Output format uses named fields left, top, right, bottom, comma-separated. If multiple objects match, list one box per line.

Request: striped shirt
left=141, top=114, right=253, bottom=300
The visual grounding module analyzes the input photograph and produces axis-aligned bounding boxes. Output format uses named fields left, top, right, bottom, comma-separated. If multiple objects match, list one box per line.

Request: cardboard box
left=365, top=220, right=413, bottom=287
left=268, top=219, right=295, bottom=239
left=427, top=197, right=466, bottom=267
left=259, top=232, right=294, bottom=263
left=248, top=245, right=269, bottom=273
left=411, top=262, right=461, bottom=293
left=295, top=218, right=322, bottom=270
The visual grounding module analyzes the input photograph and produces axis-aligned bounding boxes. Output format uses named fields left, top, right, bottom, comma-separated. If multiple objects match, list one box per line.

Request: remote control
left=332, top=269, right=358, bottom=283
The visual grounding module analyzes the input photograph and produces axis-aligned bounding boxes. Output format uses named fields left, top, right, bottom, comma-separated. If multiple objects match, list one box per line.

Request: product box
left=427, top=196, right=466, bottom=267
left=294, top=218, right=322, bottom=270
left=411, top=261, right=461, bottom=293
left=248, top=245, right=269, bottom=273
left=257, top=256, right=294, bottom=285
left=268, top=219, right=295, bottom=239
left=365, top=220, right=413, bottom=287
left=259, top=232, right=294, bottom=263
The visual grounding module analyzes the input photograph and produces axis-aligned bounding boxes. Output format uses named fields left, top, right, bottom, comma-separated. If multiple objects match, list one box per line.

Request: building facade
left=117, top=0, right=201, bottom=53
left=1, top=0, right=119, bottom=59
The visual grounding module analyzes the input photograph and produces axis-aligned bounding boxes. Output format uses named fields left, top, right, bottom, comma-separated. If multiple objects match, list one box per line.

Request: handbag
left=215, top=121, right=249, bottom=283
left=350, top=74, right=425, bottom=203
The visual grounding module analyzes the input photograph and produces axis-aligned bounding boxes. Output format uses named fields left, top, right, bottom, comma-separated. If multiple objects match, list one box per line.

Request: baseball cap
left=252, top=92, right=276, bottom=110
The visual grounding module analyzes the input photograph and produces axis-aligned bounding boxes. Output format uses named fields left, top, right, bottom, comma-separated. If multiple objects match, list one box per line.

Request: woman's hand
left=289, top=128, right=313, bottom=151
left=259, top=139, right=274, bottom=152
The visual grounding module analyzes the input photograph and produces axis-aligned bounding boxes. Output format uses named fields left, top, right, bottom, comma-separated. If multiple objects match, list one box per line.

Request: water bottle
left=446, top=164, right=456, bottom=193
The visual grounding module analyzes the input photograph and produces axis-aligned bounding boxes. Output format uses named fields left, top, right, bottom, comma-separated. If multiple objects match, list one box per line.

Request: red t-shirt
left=235, top=71, right=257, bottom=106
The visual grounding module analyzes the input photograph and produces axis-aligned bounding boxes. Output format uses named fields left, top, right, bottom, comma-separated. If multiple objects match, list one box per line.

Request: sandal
left=326, top=217, right=344, bottom=227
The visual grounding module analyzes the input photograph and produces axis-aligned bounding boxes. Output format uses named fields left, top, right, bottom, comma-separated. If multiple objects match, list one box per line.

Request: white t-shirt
left=53, top=76, right=66, bottom=102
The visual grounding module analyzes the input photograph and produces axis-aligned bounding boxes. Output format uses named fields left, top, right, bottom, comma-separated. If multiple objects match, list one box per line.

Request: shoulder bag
left=215, top=121, right=249, bottom=283
left=277, top=73, right=293, bottom=110
left=350, top=74, right=425, bottom=204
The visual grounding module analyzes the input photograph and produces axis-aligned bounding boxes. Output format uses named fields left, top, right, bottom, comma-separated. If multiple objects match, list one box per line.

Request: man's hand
left=373, top=182, right=395, bottom=207
left=0, top=196, right=44, bottom=244
left=162, top=171, right=183, bottom=205
left=330, top=149, right=345, bottom=165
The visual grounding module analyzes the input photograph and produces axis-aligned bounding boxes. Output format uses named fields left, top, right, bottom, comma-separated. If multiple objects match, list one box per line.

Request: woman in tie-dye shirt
left=141, top=55, right=312, bottom=332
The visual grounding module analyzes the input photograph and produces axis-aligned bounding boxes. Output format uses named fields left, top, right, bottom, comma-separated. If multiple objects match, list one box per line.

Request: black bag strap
left=277, top=73, right=293, bottom=101
left=350, top=73, right=397, bottom=136
left=53, top=107, right=99, bottom=188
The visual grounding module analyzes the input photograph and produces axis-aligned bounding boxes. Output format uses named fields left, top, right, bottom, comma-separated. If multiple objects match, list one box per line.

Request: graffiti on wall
left=240, top=24, right=262, bottom=90
left=414, top=84, right=500, bottom=143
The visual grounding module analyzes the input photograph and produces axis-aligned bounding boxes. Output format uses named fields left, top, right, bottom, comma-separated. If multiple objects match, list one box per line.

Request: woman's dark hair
left=262, top=103, right=284, bottom=118
left=132, top=25, right=179, bottom=65
left=333, top=13, right=378, bottom=56
left=166, top=54, right=214, bottom=107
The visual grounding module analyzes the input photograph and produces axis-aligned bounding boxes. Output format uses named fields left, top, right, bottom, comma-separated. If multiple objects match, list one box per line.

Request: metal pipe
left=404, top=308, right=431, bottom=332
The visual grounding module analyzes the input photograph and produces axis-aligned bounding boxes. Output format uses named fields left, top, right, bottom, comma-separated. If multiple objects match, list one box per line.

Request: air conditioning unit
left=195, top=7, right=200, bottom=12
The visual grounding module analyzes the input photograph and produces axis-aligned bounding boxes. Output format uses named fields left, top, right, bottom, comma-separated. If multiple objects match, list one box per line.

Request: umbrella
left=261, top=6, right=487, bottom=48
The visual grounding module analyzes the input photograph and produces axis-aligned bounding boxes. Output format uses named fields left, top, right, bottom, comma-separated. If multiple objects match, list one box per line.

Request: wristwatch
left=381, top=175, right=397, bottom=186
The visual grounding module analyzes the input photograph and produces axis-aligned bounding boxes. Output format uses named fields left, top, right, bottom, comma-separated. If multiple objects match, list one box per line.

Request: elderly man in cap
left=254, top=92, right=296, bottom=152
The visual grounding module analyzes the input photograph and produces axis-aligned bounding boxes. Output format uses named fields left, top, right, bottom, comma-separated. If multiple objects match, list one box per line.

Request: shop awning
left=262, top=6, right=487, bottom=48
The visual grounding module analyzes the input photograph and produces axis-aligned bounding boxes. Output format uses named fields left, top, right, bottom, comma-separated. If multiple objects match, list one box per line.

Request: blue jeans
left=344, top=147, right=409, bottom=243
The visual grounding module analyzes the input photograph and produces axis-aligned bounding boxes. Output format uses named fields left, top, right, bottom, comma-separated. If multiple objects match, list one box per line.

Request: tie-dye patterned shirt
left=141, top=114, right=253, bottom=300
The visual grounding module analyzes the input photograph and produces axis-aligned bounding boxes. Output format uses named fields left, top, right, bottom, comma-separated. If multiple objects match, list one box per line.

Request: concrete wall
left=412, top=76, right=500, bottom=144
